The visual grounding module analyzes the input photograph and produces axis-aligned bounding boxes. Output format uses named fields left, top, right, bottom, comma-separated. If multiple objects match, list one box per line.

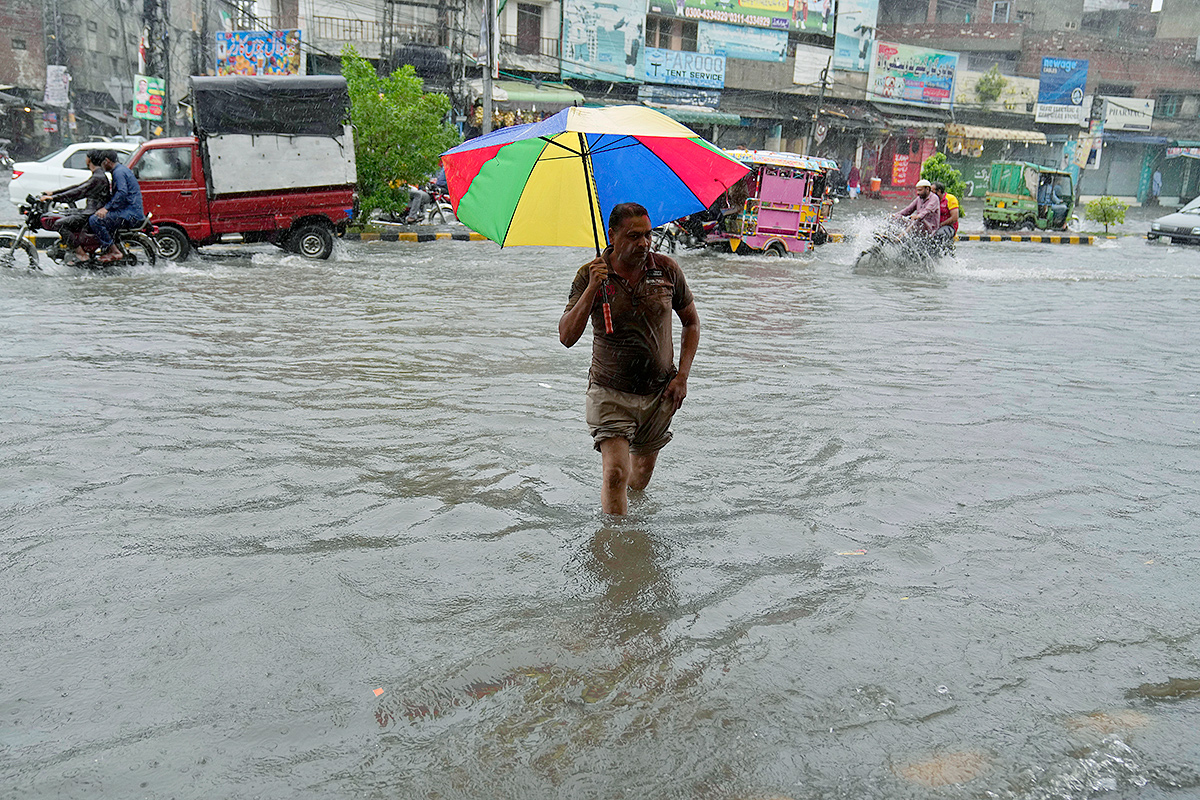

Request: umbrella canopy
left=440, top=105, right=750, bottom=251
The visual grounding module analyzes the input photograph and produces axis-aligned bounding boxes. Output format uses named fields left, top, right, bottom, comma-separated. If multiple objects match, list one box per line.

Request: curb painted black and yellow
left=345, top=230, right=490, bottom=243
left=958, top=233, right=1095, bottom=244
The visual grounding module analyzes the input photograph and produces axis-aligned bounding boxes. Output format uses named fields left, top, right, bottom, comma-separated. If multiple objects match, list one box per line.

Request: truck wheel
left=763, top=241, right=787, bottom=257
left=154, top=227, right=191, bottom=261
left=982, top=217, right=997, bottom=230
left=289, top=224, right=334, bottom=259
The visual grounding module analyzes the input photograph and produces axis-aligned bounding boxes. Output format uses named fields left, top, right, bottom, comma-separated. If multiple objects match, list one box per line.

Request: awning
left=82, top=108, right=123, bottom=129
left=870, top=101, right=950, bottom=121
left=646, top=104, right=741, bottom=127
left=1101, top=131, right=1169, bottom=145
left=466, top=79, right=584, bottom=111
left=946, top=123, right=1046, bottom=144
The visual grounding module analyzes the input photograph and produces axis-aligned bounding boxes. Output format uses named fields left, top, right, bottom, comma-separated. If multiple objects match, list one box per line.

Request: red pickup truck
left=128, top=75, right=358, bottom=261
left=128, top=136, right=355, bottom=260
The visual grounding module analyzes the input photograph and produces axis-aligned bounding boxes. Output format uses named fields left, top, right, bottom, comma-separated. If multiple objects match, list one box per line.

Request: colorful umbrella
left=440, top=105, right=750, bottom=252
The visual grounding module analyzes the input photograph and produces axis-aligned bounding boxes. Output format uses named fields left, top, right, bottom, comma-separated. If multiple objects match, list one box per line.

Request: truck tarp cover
left=191, top=76, right=349, bottom=137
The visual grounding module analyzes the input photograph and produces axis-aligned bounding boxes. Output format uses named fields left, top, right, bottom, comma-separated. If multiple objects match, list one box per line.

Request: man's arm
left=896, top=198, right=917, bottom=217
left=42, top=175, right=92, bottom=202
left=558, top=257, right=607, bottom=347
left=664, top=301, right=699, bottom=410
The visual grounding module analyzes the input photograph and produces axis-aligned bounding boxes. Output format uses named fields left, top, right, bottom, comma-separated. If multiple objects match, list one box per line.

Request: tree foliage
left=341, top=46, right=462, bottom=220
left=1085, top=195, right=1128, bottom=233
left=974, top=65, right=1008, bottom=105
left=921, top=153, right=968, bottom=202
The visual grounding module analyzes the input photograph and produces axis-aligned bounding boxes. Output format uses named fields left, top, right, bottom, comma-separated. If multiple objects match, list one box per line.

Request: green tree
left=920, top=152, right=968, bottom=201
left=341, top=46, right=462, bottom=220
left=1085, top=195, right=1128, bottom=233
left=974, top=65, right=1007, bottom=105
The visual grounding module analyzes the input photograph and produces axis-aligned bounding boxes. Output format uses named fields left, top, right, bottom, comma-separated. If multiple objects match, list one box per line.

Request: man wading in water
left=559, top=203, right=700, bottom=515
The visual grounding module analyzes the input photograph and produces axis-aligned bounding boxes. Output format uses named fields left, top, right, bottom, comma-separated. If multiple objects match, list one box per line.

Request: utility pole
left=482, top=0, right=496, bottom=133
left=801, top=8, right=838, bottom=156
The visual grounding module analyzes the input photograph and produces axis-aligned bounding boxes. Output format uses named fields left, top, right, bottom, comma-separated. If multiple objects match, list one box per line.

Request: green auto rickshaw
left=982, top=161, right=1075, bottom=231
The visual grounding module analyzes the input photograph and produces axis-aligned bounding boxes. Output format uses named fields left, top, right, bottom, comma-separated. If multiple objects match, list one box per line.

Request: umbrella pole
left=579, top=132, right=613, bottom=334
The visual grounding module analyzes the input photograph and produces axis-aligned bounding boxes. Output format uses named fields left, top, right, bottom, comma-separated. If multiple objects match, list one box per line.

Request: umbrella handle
left=601, top=279, right=614, bottom=334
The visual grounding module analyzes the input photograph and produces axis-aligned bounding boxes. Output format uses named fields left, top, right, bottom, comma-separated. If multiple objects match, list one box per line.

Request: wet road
left=2, top=210, right=1199, bottom=799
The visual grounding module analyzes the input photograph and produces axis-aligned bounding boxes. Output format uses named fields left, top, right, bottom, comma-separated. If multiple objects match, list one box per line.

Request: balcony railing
left=500, top=35, right=560, bottom=59
left=312, top=16, right=382, bottom=41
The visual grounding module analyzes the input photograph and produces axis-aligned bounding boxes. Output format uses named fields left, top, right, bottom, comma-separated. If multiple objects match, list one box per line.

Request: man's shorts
left=585, top=382, right=676, bottom=455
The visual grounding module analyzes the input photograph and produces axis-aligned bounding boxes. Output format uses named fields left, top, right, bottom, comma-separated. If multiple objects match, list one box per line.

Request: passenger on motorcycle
left=39, top=148, right=111, bottom=261
left=932, top=181, right=959, bottom=244
left=894, top=179, right=941, bottom=236
left=90, top=149, right=144, bottom=263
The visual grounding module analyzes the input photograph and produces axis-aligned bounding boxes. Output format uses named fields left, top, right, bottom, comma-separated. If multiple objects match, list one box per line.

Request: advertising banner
left=867, top=41, right=957, bottom=108
left=644, top=47, right=725, bottom=88
left=215, top=29, right=303, bottom=76
left=637, top=84, right=721, bottom=108
left=833, top=0, right=877, bottom=72
left=1167, top=146, right=1200, bottom=159
left=562, top=0, right=643, bottom=81
left=1034, top=57, right=1087, bottom=124
left=1102, top=96, right=1154, bottom=131
left=132, top=74, right=165, bottom=121
left=43, top=65, right=70, bottom=107
left=697, top=21, right=787, bottom=62
left=645, top=0, right=833, bottom=34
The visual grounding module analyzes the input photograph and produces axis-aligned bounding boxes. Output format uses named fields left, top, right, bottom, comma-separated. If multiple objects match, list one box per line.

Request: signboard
left=1034, top=57, right=1088, bottom=124
left=1167, top=146, right=1200, bottom=159
left=562, top=0, right=643, bottom=81
left=43, top=65, right=70, bottom=107
left=645, top=0, right=833, bottom=34
left=638, top=84, right=721, bottom=108
left=697, top=21, right=787, bottom=62
left=792, top=43, right=832, bottom=87
left=132, top=74, right=165, bottom=120
left=833, top=0, right=878, bottom=72
left=215, top=29, right=303, bottom=76
left=42, top=112, right=58, bottom=133
left=867, top=41, right=957, bottom=108
left=644, top=47, right=725, bottom=88
left=1076, top=117, right=1104, bottom=170
left=1102, top=96, right=1154, bottom=131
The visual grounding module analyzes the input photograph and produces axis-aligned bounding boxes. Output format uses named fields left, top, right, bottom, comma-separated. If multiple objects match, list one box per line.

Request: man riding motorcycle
left=90, top=149, right=144, bottom=263
left=894, top=178, right=941, bottom=237
left=39, top=148, right=111, bottom=262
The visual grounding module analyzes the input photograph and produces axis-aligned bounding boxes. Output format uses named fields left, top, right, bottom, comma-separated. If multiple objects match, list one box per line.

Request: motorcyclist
left=40, top=149, right=111, bottom=261
left=90, top=149, right=144, bottom=263
left=932, top=181, right=959, bottom=245
left=405, top=183, right=431, bottom=224
left=894, top=179, right=941, bottom=238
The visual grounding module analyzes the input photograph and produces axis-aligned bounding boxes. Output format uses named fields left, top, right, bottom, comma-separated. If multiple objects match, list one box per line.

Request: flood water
left=2, top=213, right=1199, bottom=799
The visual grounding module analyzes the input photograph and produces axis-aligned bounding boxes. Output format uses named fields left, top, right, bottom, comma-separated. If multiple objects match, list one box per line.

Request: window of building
left=516, top=3, right=543, bottom=55
left=1097, top=84, right=1133, bottom=97
left=992, top=1, right=1010, bottom=22
left=1159, top=94, right=1181, bottom=117
left=108, top=26, right=118, bottom=38
left=645, top=16, right=697, bottom=51
left=110, top=56, right=119, bottom=71
left=11, top=38, right=26, bottom=50
left=1016, top=11, right=1033, bottom=24
left=86, top=20, right=97, bottom=31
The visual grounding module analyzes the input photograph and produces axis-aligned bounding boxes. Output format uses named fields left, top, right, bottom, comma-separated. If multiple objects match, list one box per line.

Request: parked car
left=8, top=142, right=135, bottom=205
left=1146, top=196, right=1200, bottom=245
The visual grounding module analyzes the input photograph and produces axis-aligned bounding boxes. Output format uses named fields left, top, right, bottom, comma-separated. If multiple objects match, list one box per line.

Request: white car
left=8, top=142, right=136, bottom=206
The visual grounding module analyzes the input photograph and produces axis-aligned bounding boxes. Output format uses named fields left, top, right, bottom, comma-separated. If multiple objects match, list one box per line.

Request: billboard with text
left=1034, top=57, right=1088, bottom=124
left=645, top=0, right=834, bottom=34
left=867, top=41, right=957, bottom=108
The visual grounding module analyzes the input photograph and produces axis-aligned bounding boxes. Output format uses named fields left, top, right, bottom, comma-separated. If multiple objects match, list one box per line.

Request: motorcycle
left=853, top=219, right=955, bottom=274
left=651, top=212, right=721, bottom=253
left=0, top=195, right=158, bottom=270
left=373, top=183, right=458, bottom=226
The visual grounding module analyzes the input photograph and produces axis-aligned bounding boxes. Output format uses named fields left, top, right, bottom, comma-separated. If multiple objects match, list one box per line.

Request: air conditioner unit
left=1064, top=20, right=1079, bottom=30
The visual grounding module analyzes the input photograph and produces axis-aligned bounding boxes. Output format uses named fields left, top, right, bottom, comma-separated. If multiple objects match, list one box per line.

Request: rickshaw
left=982, top=161, right=1076, bottom=231
left=717, top=149, right=839, bottom=255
